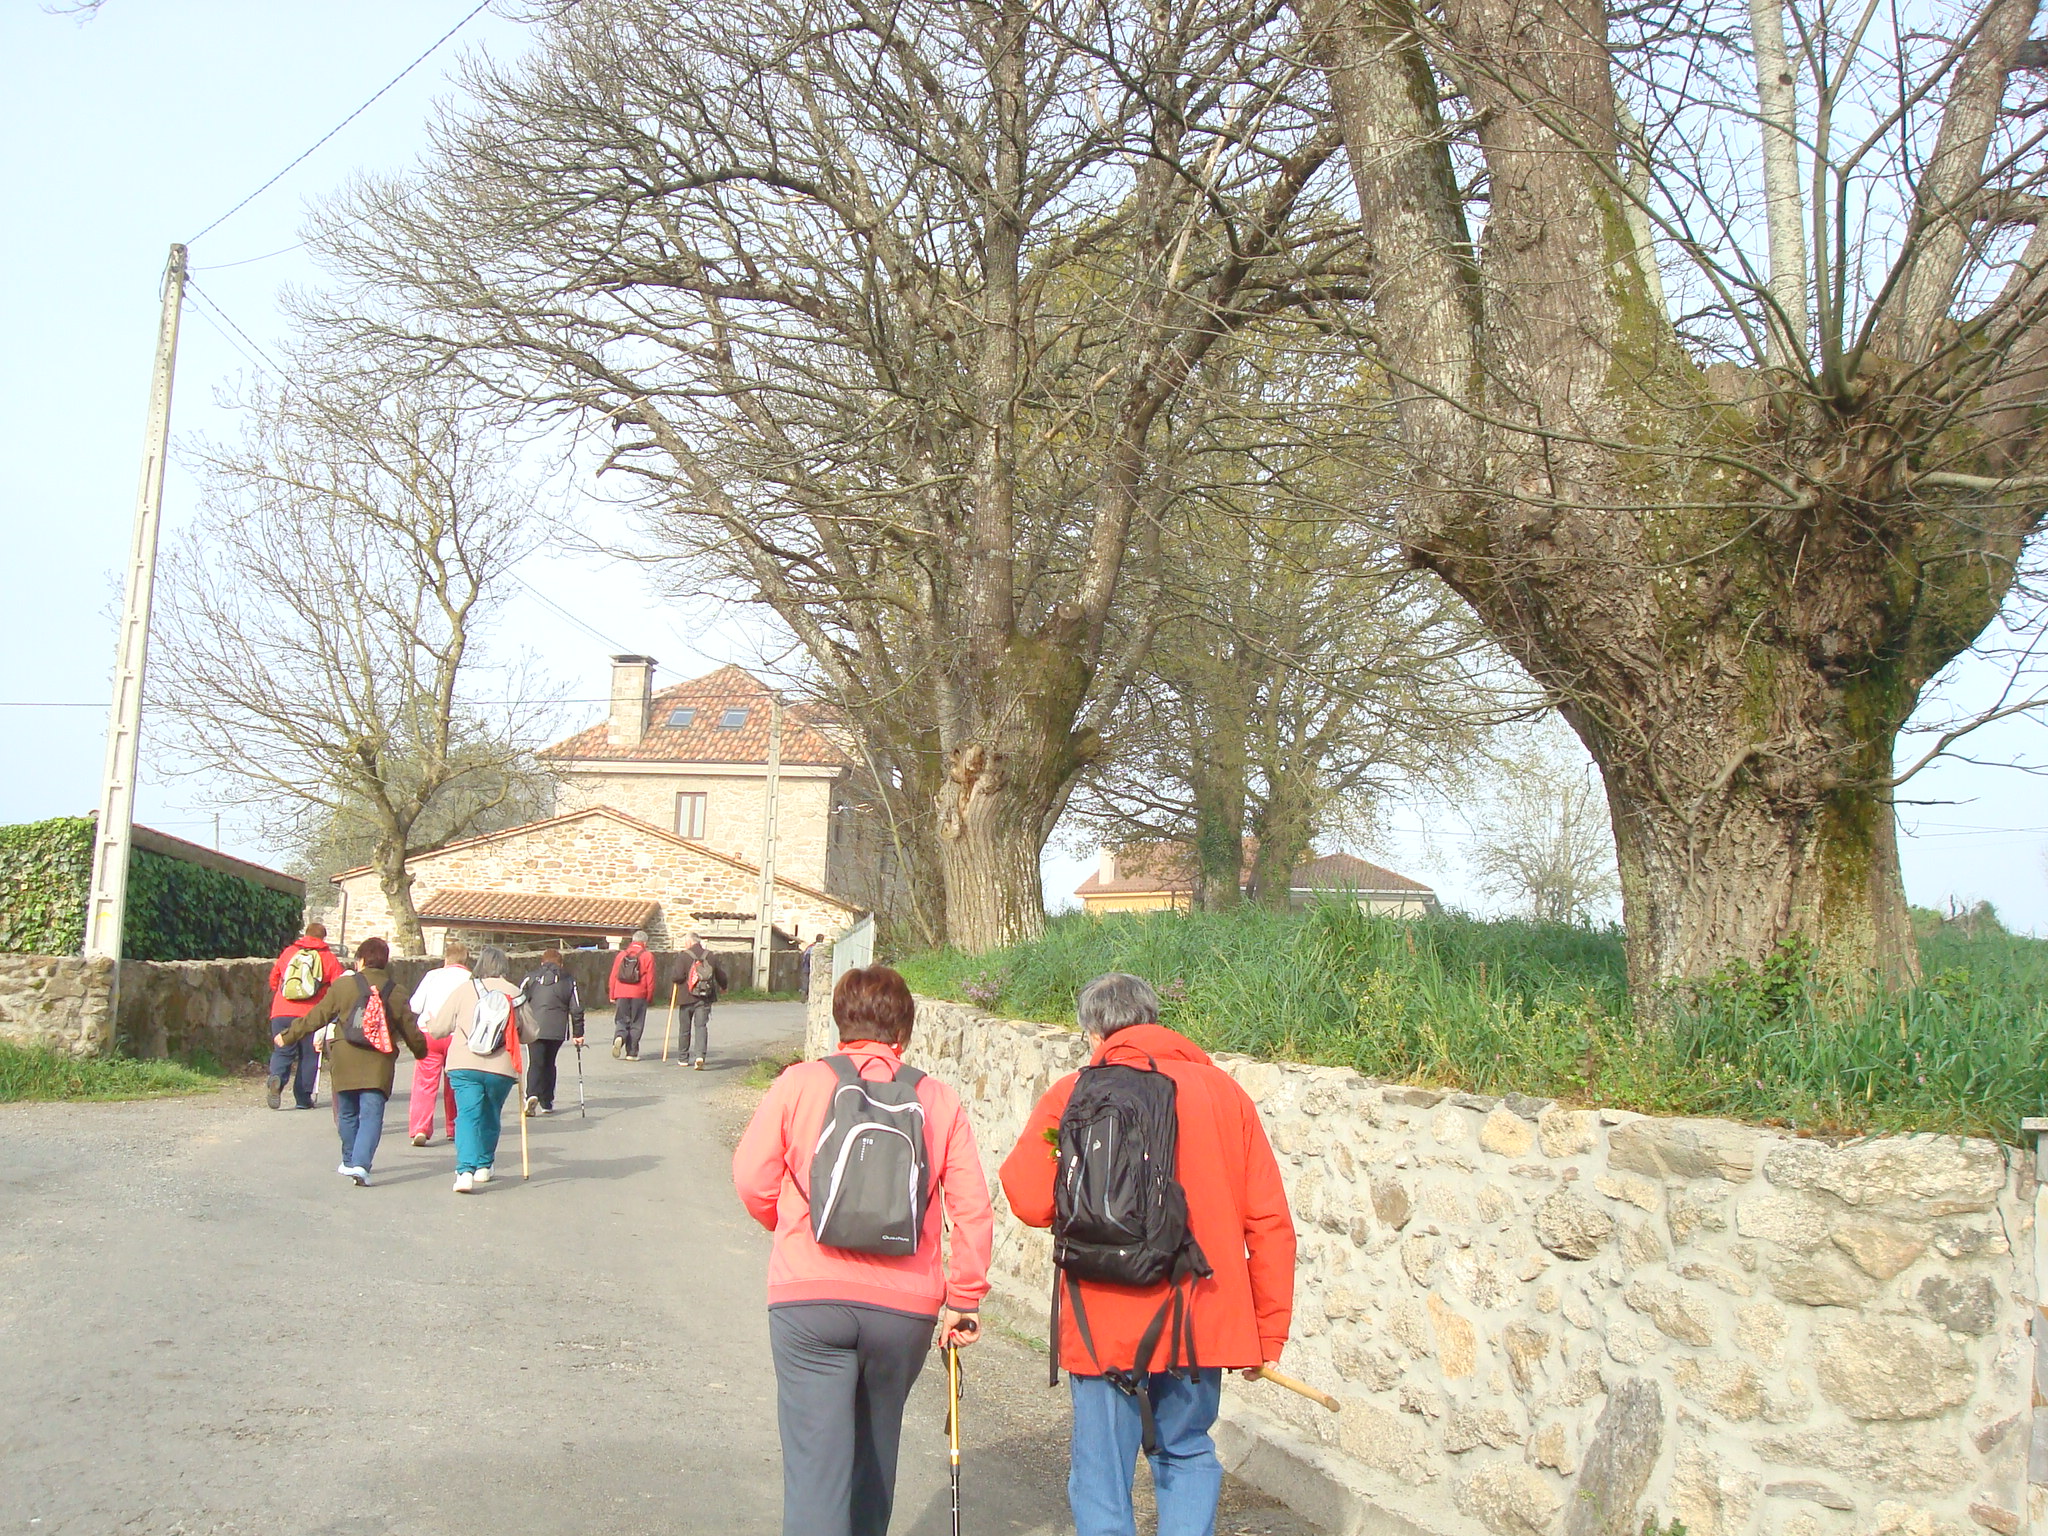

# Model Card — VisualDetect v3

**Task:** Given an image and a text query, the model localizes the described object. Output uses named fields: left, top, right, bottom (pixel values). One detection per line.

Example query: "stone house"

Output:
left=1076, top=845, right=1439, bottom=915
left=329, top=805, right=860, bottom=963
left=545, top=657, right=890, bottom=909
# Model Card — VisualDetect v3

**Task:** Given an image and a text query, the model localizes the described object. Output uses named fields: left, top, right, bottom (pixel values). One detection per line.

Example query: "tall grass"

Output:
left=0, top=1042, right=226, bottom=1103
left=894, top=908, right=2048, bottom=1141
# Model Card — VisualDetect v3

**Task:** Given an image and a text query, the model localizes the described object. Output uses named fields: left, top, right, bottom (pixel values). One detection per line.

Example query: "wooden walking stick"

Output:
left=1249, top=1365, right=1340, bottom=1413
left=661, top=979, right=681, bottom=1062
left=507, top=1022, right=530, bottom=1182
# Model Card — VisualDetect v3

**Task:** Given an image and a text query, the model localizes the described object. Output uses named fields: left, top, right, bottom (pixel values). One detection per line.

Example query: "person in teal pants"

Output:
left=422, top=945, right=536, bottom=1193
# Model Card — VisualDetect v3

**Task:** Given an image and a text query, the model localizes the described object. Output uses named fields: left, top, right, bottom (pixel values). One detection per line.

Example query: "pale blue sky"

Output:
left=3, top=2, right=2042, bottom=928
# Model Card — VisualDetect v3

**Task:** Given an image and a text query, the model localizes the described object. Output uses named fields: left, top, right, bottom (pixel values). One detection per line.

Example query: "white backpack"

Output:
left=466, top=982, right=513, bottom=1055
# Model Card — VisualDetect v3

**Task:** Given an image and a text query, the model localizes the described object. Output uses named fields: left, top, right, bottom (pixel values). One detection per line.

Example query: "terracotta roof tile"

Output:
left=416, top=889, right=659, bottom=932
left=543, top=665, right=851, bottom=767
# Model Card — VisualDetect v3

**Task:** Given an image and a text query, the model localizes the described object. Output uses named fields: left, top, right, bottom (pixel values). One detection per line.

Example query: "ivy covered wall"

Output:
left=0, top=817, right=302, bottom=961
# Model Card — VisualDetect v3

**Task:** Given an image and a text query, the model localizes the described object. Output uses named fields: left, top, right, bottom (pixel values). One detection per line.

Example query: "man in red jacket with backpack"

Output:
left=1000, top=972, right=1295, bottom=1536
left=608, top=929, right=658, bottom=1060
left=264, top=922, right=346, bottom=1110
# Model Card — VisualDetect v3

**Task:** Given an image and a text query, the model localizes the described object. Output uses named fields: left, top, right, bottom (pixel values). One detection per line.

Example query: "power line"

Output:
left=185, top=0, right=494, bottom=246
left=184, top=279, right=286, bottom=377
left=191, top=240, right=307, bottom=272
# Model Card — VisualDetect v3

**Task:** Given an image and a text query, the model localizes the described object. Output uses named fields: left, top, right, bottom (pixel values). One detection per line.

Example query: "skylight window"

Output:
left=667, top=708, right=696, bottom=729
left=718, top=707, right=749, bottom=730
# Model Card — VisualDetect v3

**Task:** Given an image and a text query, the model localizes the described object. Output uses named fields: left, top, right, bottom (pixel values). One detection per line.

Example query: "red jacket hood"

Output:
left=287, top=937, right=333, bottom=953
left=1091, top=1022, right=1210, bottom=1069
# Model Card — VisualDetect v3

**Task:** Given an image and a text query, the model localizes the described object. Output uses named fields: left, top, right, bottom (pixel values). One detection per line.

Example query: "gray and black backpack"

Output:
left=808, top=1055, right=930, bottom=1256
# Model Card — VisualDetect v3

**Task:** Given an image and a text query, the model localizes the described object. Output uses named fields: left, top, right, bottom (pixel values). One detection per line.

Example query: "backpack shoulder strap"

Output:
left=891, top=1061, right=926, bottom=1089
left=824, top=1053, right=862, bottom=1086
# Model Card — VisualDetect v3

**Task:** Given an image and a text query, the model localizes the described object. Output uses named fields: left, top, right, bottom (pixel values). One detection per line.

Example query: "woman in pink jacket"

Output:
left=732, top=965, right=993, bottom=1536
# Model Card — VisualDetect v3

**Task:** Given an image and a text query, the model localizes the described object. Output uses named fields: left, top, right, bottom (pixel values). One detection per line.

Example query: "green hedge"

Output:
left=0, top=816, right=302, bottom=961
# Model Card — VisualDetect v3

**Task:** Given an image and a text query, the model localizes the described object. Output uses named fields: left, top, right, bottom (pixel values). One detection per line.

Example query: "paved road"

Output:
left=0, top=1003, right=1319, bottom=1536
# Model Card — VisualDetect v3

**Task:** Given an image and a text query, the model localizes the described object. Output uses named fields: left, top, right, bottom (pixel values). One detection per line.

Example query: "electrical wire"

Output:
left=191, top=240, right=307, bottom=272
left=184, top=279, right=287, bottom=377
left=185, top=0, right=494, bottom=246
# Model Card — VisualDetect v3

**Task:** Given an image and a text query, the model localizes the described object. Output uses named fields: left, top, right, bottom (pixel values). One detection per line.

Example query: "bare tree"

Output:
left=304, top=0, right=1357, bottom=951
left=1464, top=726, right=1620, bottom=926
left=1071, top=334, right=1505, bottom=907
left=1303, top=0, right=2048, bottom=997
left=153, top=374, right=551, bottom=954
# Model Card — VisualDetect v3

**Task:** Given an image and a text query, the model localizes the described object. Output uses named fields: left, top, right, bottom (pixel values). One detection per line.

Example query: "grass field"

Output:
left=895, top=907, right=2048, bottom=1141
left=0, top=1041, right=227, bottom=1103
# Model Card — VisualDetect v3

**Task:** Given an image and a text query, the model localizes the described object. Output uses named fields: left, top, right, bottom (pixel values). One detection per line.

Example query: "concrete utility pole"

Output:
left=85, top=244, right=188, bottom=981
left=752, top=693, right=784, bottom=991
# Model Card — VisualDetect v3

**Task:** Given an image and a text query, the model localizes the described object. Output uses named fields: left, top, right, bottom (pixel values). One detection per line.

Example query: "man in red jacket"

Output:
left=1000, top=972, right=1295, bottom=1536
left=264, top=922, right=346, bottom=1110
left=607, top=929, right=659, bottom=1061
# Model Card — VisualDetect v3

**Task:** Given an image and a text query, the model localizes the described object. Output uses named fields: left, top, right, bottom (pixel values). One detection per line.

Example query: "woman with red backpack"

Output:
left=273, top=937, right=429, bottom=1187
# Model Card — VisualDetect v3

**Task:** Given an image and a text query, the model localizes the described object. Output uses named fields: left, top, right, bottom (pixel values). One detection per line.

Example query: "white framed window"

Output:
left=718, top=706, right=748, bottom=729
left=675, top=791, right=708, bottom=839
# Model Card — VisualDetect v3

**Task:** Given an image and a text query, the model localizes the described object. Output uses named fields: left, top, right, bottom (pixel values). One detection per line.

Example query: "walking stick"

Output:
left=507, top=1027, right=530, bottom=1182
left=573, top=1032, right=586, bottom=1117
left=661, top=979, right=681, bottom=1062
left=1249, top=1365, right=1341, bottom=1413
left=944, top=1341, right=962, bottom=1536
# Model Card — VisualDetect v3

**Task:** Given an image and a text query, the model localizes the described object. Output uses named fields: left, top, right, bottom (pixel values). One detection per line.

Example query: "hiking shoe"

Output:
left=694, top=1058, right=706, bottom=1070
left=411, top=1132, right=429, bottom=1147
left=536, top=1105, right=552, bottom=1116
left=525, top=1096, right=541, bottom=1117
left=265, top=1075, right=284, bottom=1110
left=345, top=1166, right=371, bottom=1187
left=473, top=1166, right=493, bottom=1185
left=454, top=1171, right=474, bottom=1194
left=611, top=1039, right=624, bottom=1060
left=336, top=1163, right=353, bottom=1179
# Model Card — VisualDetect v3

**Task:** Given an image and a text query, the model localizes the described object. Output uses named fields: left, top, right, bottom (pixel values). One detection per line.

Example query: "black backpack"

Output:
left=616, top=949, right=642, bottom=986
left=1048, top=1057, right=1212, bottom=1436
left=808, top=1055, right=930, bottom=1255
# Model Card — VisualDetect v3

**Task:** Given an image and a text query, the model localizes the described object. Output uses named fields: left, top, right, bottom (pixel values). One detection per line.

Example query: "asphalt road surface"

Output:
left=0, top=1002, right=1320, bottom=1536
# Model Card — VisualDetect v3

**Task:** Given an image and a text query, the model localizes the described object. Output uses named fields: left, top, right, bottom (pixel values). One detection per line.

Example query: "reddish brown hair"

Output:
left=541, top=948, right=563, bottom=963
left=355, top=937, right=390, bottom=969
left=304, top=921, right=327, bottom=938
left=833, top=965, right=915, bottom=1046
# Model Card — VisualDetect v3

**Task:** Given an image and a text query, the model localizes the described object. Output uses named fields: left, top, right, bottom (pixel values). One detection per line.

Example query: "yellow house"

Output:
left=1075, top=847, right=1438, bottom=916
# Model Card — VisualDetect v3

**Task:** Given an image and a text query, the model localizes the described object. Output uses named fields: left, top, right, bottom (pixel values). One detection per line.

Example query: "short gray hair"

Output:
left=473, top=944, right=510, bottom=981
left=1077, top=973, right=1159, bottom=1037
left=631, top=929, right=650, bottom=945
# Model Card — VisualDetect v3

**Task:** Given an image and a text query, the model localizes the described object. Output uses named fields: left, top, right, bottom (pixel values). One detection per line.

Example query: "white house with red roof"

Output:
left=1075, top=845, right=1438, bottom=916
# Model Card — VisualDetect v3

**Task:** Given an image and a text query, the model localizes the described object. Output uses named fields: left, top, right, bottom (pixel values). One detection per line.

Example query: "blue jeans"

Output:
left=335, top=1088, right=387, bottom=1171
left=448, top=1069, right=515, bottom=1173
left=1069, top=1370, right=1224, bottom=1536
left=268, top=1018, right=317, bottom=1107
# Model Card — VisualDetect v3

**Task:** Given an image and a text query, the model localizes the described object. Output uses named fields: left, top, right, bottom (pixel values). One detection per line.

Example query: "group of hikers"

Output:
left=259, top=922, right=732, bottom=1188
left=260, top=922, right=1293, bottom=1536
left=735, top=962, right=1294, bottom=1536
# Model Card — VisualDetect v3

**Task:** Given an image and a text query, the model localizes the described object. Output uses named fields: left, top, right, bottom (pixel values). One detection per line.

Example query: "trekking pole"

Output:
left=945, top=1341, right=962, bottom=1536
left=1249, top=1365, right=1341, bottom=1413
left=661, top=980, right=680, bottom=1062
left=573, top=1033, right=586, bottom=1117
left=509, top=1029, right=530, bottom=1182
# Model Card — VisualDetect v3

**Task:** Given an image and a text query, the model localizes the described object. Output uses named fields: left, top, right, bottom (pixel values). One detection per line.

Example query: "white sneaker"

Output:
left=345, top=1166, right=371, bottom=1187
left=410, top=1132, right=429, bottom=1147
left=454, top=1172, right=474, bottom=1194
left=525, top=1096, right=541, bottom=1117
left=473, top=1166, right=493, bottom=1185
left=693, top=1058, right=706, bottom=1071
left=336, top=1163, right=353, bottom=1179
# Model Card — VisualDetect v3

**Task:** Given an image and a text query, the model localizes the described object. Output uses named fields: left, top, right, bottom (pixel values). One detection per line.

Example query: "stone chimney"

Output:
left=607, top=655, right=657, bottom=747
left=1098, top=848, right=1117, bottom=883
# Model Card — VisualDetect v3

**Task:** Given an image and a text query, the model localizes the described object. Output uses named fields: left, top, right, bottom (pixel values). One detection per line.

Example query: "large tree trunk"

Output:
left=1411, top=503, right=2007, bottom=1002
left=373, top=839, right=426, bottom=957
left=936, top=636, right=1099, bottom=951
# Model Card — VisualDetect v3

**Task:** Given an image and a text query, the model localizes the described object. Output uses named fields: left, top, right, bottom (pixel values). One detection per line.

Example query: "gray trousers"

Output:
left=769, top=1302, right=934, bottom=1536
left=681, top=999, right=712, bottom=1061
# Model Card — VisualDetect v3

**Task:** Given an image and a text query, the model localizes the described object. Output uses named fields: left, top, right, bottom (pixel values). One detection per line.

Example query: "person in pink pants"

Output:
left=406, top=942, right=471, bottom=1144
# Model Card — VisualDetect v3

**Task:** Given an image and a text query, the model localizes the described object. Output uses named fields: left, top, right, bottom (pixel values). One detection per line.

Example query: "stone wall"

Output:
left=805, top=972, right=2035, bottom=1536
left=0, top=954, right=117, bottom=1056
left=2, top=947, right=713, bottom=1065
